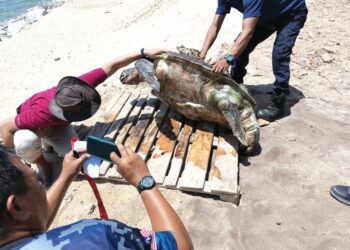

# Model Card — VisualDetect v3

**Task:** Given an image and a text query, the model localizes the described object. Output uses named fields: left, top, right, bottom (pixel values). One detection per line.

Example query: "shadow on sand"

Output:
left=239, top=83, right=305, bottom=165
left=247, top=83, right=305, bottom=120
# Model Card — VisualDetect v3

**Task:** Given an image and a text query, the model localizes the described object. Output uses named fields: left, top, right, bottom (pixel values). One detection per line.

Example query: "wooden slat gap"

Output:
left=114, top=95, right=148, bottom=142
left=104, top=93, right=141, bottom=142
left=124, top=98, right=160, bottom=151
left=166, top=126, right=192, bottom=187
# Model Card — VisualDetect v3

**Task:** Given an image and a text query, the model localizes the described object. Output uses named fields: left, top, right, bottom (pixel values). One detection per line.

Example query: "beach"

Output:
left=1, top=0, right=350, bottom=249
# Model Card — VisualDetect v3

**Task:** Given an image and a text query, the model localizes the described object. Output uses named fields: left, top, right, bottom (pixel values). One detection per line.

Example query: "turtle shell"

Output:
left=155, top=52, right=256, bottom=107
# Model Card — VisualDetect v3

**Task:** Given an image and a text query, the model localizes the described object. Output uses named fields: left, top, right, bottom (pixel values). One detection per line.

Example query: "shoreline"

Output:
left=0, top=0, right=64, bottom=41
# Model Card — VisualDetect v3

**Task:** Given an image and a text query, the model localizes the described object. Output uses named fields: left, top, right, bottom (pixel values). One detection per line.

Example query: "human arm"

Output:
left=102, top=48, right=167, bottom=78
left=0, top=117, right=18, bottom=147
left=199, top=14, right=226, bottom=60
left=46, top=150, right=89, bottom=228
left=229, top=17, right=259, bottom=57
left=211, top=16, right=259, bottom=73
left=110, top=143, right=193, bottom=250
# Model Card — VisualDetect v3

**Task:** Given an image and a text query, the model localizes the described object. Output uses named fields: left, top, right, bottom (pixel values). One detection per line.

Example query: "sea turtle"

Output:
left=120, top=52, right=260, bottom=152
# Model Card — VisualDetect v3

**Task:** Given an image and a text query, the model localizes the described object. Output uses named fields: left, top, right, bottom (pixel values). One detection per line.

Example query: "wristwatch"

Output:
left=140, top=48, right=146, bottom=59
left=224, top=53, right=236, bottom=66
left=137, top=175, right=156, bottom=193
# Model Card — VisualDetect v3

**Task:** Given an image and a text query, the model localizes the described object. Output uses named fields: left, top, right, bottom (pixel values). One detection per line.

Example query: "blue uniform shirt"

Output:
left=2, top=219, right=178, bottom=250
left=216, top=0, right=306, bottom=24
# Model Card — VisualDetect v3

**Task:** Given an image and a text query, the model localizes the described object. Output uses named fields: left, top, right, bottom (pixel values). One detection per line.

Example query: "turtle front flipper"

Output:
left=221, top=104, right=248, bottom=146
left=213, top=91, right=248, bottom=146
left=135, top=59, right=161, bottom=92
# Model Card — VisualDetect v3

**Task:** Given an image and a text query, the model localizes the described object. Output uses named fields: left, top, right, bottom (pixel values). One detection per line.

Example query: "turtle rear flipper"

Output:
left=222, top=104, right=248, bottom=146
left=135, top=59, right=160, bottom=92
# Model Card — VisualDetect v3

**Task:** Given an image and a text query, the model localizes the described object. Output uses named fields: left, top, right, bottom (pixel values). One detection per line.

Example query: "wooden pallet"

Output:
left=75, top=91, right=240, bottom=204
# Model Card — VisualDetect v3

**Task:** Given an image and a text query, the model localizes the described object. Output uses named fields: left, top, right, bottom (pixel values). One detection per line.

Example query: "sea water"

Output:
left=0, top=0, right=63, bottom=39
left=0, top=0, right=54, bottom=23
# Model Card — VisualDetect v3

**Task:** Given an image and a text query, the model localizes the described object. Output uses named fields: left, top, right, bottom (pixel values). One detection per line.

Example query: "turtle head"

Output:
left=120, top=67, right=142, bottom=85
left=177, top=45, right=200, bottom=58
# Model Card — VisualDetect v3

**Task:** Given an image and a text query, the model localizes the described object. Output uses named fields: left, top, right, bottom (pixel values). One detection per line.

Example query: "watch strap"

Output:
left=136, top=183, right=143, bottom=193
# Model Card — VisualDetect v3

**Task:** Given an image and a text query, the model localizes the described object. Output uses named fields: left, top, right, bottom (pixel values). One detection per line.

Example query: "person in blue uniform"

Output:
left=200, top=0, right=308, bottom=121
left=0, top=142, right=193, bottom=250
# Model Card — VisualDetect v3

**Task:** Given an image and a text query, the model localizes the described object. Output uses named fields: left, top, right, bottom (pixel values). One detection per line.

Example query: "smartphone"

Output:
left=87, top=136, right=121, bottom=162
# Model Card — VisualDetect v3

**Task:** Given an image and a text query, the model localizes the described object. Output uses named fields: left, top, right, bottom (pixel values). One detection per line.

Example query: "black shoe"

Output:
left=330, top=185, right=350, bottom=206
left=257, top=91, right=286, bottom=121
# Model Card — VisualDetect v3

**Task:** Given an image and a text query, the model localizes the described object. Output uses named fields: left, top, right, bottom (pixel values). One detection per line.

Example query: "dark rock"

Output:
left=88, top=204, right=96, bottom=215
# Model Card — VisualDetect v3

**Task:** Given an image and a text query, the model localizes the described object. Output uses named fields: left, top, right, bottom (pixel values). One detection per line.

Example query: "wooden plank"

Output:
left=99, top=92, right=140, bottom=176
left=138, top=102, right=169, bottom=160
left=99, top=160, right=112, bottom=177
left=85, top=91, right=131, bottom=139
left=203, top=131, right=220, bottom=193
left=115, top=95, right=148, bottom=143
left=103, top=92, right=140, bottom=141
left=124, top=97, right=159, bottom=151
left=163, top=124, right=192, bottom=188
left=147, top=110, right=182, bottom=184
left=102, top=92, right=132, bottom=123
left=103, top=95, right=147, bottom=177
left=104, top=91, right=124, bottom=115
left=209, top=133, right=239, bottom=195
left=178, top=123, right=214, bottom=190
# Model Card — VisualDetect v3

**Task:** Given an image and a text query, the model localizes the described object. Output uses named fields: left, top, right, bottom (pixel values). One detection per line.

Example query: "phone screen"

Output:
left=87, top=136, right=121, bottom=162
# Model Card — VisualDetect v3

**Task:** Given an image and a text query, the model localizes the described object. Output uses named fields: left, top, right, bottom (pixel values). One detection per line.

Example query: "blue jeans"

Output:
left=232, top=7, right=308, bottom=94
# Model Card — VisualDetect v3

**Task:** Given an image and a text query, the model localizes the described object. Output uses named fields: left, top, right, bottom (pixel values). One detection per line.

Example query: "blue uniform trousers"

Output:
left=232, top=6, right=308, bottom=94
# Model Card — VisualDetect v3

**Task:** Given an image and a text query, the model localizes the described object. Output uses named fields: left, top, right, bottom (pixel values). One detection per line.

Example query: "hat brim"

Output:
left=49, top=76, right=101, bottom=122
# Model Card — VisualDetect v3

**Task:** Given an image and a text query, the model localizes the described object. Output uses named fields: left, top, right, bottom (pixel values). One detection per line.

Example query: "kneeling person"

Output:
left=0, top=49, right=165, bottom=183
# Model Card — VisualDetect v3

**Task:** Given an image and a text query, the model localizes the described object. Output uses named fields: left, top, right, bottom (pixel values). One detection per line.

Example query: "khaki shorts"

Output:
left=13, top=125, right=77, bottom=163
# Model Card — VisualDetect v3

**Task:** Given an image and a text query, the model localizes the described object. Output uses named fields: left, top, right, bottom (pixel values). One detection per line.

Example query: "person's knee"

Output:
left=13, top=130, right=42, bottom=163
left=44, top=125, right=77, bottom=156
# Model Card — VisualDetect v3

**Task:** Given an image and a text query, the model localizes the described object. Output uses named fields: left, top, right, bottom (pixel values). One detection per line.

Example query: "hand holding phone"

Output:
left=87, top=136, right=121, bottom=162
left=110, top=142, right=151, bottom=187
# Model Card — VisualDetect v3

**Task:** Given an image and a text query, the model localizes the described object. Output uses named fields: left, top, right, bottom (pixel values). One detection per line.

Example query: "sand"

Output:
left=1, top=0, right=350, bottom=249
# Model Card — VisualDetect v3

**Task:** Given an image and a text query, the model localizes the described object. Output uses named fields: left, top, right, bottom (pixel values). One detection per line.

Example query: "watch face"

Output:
left=224, top=54, right=234, bottom=62
left=141, top=176, right=155, bottom=188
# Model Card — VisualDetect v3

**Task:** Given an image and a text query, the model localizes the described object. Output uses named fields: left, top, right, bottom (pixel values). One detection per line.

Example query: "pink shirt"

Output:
left=15, top=68, right=107, bottom=129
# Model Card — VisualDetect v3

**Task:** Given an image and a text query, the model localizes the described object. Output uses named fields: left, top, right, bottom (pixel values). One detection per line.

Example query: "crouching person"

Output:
left=0, top=48, right=165, bottom=184
left=0, top=143, right=193, bottom=250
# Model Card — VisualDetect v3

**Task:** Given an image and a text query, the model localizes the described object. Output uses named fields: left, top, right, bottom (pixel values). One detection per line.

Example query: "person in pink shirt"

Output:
left=0, top=48, right=165, bottom=184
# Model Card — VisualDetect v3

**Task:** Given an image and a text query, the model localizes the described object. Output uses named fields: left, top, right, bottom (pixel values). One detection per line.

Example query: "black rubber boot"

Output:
left=257, top=90, right=286, bottom=121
